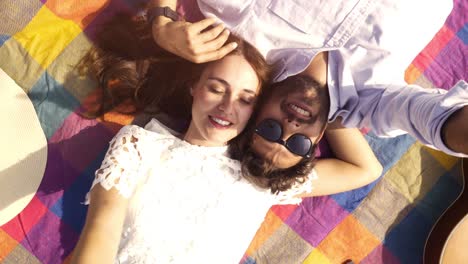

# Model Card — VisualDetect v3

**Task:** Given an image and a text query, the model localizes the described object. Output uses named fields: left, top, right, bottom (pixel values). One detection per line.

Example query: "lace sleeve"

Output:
left=85, top=125, right=145, bottom=204
left=274, top=168, right=319, bottom=205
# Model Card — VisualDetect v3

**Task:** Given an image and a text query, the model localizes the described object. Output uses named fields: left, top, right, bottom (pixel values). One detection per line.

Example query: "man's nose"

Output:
left=281, top=117, right=301, bottom=138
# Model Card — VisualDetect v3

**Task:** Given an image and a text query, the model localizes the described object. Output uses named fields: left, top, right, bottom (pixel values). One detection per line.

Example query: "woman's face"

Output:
left=185, top=54, right=261, bottom=146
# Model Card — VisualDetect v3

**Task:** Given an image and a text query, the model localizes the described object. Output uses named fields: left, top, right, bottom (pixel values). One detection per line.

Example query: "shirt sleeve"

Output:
left=85, top=125, right=145, bottom=204
left=327, top=0, right=468, bottom=157
left=275, top=169, right=319, bottom=205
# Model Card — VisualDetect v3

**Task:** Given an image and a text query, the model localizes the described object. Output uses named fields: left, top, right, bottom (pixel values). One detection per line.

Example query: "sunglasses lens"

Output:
left=256, top=119, right=282, bottom=141
left=286, top=134, right=312, bottom=156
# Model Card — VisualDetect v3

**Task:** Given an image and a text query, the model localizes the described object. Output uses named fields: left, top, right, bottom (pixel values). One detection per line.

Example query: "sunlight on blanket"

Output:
left=13, top=6, right=81, bottom=69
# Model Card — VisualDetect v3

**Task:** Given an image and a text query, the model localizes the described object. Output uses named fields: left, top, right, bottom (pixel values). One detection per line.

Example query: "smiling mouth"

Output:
left=209, top=116, right=232, bottom=129
left=288, top=103, right=311, bottom=117
left=284, top=101, right=313, bottom=121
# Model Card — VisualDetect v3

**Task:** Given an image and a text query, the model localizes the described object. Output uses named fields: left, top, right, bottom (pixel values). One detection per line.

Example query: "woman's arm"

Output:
left=71, top=126, right=144, bottom=263
left=308, top=117, right=383, bottom=196
left=70, top=186, right=129, bottom=264
left=149, top=0, right=237, bottom=63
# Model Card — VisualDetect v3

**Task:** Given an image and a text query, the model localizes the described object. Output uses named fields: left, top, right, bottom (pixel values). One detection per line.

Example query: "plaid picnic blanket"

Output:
left=0, top=0, right=466, bottom=263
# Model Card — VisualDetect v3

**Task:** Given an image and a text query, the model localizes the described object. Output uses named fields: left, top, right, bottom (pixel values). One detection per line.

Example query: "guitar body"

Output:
left=424, top=158, right=467, bottom=264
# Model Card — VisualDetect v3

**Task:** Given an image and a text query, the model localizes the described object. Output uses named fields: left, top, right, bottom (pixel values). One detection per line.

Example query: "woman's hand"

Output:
left=152, top=17, right=238, bottom=63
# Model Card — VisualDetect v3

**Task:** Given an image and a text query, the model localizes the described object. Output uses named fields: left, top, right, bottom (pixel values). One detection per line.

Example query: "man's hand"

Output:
left=152, top=17, right=238, bottom=63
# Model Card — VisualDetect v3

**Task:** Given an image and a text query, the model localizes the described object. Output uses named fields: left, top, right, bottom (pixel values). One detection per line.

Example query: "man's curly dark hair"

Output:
left=230, top=75, right=329, bottom=194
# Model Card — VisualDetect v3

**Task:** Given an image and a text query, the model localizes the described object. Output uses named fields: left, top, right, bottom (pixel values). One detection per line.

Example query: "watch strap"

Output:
left=147, top=6, right=180, bottom=24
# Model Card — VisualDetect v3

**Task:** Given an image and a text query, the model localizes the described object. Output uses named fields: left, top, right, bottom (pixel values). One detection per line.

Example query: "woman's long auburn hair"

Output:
left=78, top=9, right=317, bottom=194
left=78, top=10, right=271, bottom=123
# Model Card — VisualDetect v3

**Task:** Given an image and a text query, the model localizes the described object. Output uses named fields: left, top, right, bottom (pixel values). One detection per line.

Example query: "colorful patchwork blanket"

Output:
left=0, top=0, right=466, bottom=263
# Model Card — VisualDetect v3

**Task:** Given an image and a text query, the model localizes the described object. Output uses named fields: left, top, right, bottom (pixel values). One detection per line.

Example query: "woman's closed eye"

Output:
left=240, top=96, right=256, bottom=105
left=208, top=85, right=225, bottom=94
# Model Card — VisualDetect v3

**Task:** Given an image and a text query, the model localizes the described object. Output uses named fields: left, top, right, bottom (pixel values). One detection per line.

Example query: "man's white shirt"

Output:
left=198, top=0, right=468, bottom=157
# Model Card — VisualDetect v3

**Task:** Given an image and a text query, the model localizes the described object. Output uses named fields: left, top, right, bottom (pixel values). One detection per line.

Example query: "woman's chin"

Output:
left=204, top=128, right=236, bottom=144
left=207, top=136, right=229, bottom=146
left=204, top=133, right=234, bottom=146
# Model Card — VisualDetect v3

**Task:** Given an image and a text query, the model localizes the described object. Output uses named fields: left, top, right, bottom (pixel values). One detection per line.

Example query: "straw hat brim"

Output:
left=0, top=69, right=47, bottom=226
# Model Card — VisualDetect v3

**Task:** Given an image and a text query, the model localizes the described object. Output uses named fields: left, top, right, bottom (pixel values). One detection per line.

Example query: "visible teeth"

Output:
left=290, top=104, right=310, bottom=116
left=211, top=117, right=231, bottom=126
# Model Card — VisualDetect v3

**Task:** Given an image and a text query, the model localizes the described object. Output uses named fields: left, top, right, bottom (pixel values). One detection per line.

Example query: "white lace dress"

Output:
left=85, top=119, right=318, bottom=264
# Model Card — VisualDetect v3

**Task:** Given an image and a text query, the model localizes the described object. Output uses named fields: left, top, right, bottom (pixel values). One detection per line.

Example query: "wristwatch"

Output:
left=147, top=6, right=180, bottom=24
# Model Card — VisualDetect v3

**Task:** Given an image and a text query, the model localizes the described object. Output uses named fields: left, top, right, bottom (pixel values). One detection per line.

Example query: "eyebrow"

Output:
left=208, top=77, right=256, bottom=95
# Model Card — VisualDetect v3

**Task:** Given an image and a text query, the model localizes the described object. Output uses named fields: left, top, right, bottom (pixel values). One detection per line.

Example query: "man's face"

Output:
left=251, top=81, right=327, bottom=168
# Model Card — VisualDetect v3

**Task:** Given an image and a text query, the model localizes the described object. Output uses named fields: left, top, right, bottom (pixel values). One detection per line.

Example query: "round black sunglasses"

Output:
left=254, top=119, right=313, bottom=158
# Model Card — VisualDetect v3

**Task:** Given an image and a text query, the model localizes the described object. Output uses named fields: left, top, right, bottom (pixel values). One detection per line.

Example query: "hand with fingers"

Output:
left=152, top=17, right=238, bottom=63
